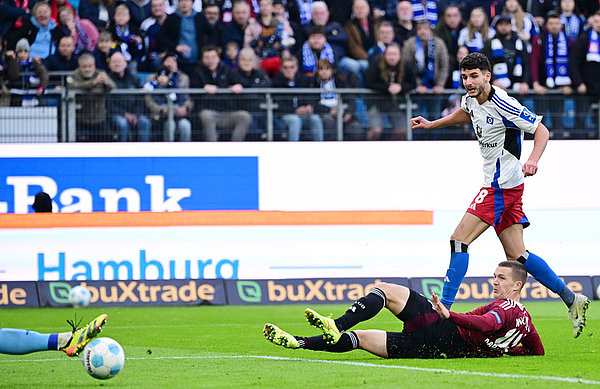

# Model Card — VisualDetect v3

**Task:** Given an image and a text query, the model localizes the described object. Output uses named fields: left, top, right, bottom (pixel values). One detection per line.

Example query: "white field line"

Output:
left=0, top=354, right=598, bottom=385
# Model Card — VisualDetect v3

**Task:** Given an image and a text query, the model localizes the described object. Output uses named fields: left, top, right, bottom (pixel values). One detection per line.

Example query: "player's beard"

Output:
left=469, top=83, right=486, bottom=99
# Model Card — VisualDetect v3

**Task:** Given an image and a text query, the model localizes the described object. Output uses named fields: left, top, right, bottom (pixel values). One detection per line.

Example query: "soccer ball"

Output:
left=69, top=285, right=92, bottom=308
left=81, top=337, right=125, bottom=380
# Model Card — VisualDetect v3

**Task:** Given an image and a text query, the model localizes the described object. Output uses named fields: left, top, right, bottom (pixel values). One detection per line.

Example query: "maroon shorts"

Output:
left=466, top=184, right=530, bottom=235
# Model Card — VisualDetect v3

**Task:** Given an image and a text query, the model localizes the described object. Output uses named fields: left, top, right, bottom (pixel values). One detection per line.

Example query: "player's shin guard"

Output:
left=334, top=288, right=386, bottom=332
left=0, top=329, right=53, bottom=355
left=296, top=332, right=359, bottom=353
left=517, top=251, right=574, bottom=306
left=441, top=240, right=469, bottom=308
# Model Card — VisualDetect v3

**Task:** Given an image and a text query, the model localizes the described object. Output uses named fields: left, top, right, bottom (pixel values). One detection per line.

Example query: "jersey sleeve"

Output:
left=460, top=94, right=470, bottom=113
left=490, top=91, right=542, bottom=134
left=448, top=308, right=506, bottom=332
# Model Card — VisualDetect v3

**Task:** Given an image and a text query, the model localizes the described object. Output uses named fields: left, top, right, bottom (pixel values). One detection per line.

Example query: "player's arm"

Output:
left=446, top=310, right=502, bottom=332
left=522, top=122, right=549, bottom=177
left=506, top=327, right=545, bottom=356
left=410, top=106, right=471, bottom=130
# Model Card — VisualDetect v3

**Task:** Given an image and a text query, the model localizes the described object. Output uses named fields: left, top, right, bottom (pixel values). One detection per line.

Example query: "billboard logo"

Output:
left=421, top=279, right=443, bottom=299
left=49, top=282, right=72, bottom=304
left=237, top=281, right=262, bottom=303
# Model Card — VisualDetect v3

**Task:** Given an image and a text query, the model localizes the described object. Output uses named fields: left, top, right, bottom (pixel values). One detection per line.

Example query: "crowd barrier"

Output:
left=1, top=276, right=598, bottom=308
left=1, top=85, right=599, bottom=142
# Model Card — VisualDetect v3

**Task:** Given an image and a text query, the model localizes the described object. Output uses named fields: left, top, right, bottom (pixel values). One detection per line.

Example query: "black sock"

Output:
left=334, top=287, right=386, bottom=332
left=296, top=332, right=359, bottom=353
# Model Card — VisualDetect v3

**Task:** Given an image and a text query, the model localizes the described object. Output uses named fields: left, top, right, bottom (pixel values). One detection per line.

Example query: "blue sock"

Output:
left=0, top=329, right=55, bottom=355
left=441, top=240, right=469, bottom=308
left=518, top=251, right=574, bottom=306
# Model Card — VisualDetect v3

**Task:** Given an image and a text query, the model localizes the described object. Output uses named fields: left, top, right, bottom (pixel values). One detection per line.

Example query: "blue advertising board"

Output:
left=0, top=157, right=258, bottom=213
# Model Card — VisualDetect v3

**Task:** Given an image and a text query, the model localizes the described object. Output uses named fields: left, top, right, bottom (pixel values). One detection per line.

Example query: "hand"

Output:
left=532, top=82, right=546, bottom=95
left=174, top=106, right=187, bottom=118
left=94, top=72, right=107, bottom=84
left=5, top=50, right=15, bottom=58
left=561, top=86, right=573, bottom=95
left=124, top=112, right=137, bottom=126
left=388, top=83, right=401, bottom=95
left=431, top=291, right=450, bottom=319
left=204, top=84, right=218, bottom=94
left=577, top=83, right=587, bottom=94
left=330, top=107, right=337, bottom=115
left=416, top=85, right=429, bottom=94
left=343, top=113, right=352, bottom=123
left=161, top=106, right=168, bottom=115
left=373, top=8, right=385, bottom=18
left=410, top=116, right=433, bottom=129
left=304, top=105, right=313, bottom=114
left=33, top=56, right=42, bottom=63
left=176, top=44, right=190, bottom=55
left=230, top=84, right=243, bottom=94
left=133, top=35, right=143, bottom=44
left=518, top=83, right=530, bottom=95
left=295, top=106, right=307, bottom=115
left=433, top=85, right=444, bottom=94
left=522, top=160, right=538, bottom=177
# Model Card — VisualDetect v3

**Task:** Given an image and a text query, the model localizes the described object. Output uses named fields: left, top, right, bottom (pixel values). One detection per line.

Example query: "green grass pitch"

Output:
left=0, top=302, right=597, bottom=388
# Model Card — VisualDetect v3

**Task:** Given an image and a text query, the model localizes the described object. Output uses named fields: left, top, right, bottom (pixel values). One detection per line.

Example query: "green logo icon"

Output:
left=237, top=281, right=262, bottom=303
left=421, top=279, right=444, bottom=299
left=49, top=282, right=72, bottom=304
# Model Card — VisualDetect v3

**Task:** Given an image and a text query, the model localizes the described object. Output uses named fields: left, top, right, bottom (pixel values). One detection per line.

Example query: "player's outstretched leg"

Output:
left=304, top=308, right=342, bottom=344
left=441, top=240, right=470, bottom=308
left=263, top=323, right=360, bottom=353
left=568, top=294, right=590, bottom=338
left=60, top=313, right=108, bottom=357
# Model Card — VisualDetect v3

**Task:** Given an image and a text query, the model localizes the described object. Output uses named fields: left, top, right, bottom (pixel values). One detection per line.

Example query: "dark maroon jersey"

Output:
left=448, top=299, right=545, bottom=356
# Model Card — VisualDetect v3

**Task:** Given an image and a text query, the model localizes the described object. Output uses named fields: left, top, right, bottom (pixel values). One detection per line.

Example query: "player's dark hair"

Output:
left=459, top=52, right=491, bottom=73
left=498, top=261, right=527, bottom=289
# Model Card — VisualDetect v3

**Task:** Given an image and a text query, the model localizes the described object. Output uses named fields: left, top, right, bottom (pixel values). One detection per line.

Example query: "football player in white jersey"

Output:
left=410, top=52, right=589, bottom=338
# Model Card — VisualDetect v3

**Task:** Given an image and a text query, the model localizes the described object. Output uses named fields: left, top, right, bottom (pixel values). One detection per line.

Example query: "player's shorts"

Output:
left=466, top=184, right=530, bottom=235
left=385, top=290, right=479, bottom=358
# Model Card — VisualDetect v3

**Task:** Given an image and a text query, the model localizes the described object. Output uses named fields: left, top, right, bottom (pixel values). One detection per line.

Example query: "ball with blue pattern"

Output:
left=68, top=285, right=92, bottom=308
left=81, top=337, right=125, bottom=380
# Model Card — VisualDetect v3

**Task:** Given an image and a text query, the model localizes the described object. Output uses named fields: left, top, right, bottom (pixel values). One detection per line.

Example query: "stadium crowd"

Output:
left=1, top=0, right=599, bottom=141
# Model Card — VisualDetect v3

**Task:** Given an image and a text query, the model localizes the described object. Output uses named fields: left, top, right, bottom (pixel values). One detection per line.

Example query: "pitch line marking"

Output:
left=1, top=354, right=598, bottom=385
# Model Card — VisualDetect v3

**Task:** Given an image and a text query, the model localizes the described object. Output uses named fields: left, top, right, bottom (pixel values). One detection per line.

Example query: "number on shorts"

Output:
left=470, top=189, right=488, bottom=210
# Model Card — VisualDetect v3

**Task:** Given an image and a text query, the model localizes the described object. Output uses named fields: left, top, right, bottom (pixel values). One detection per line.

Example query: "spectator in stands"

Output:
left=302, top=1, right=346, bottom=63
left=298, top=25, right=335, bottom=76
left=53, top=6, right=99, bottom=54
left=434, top=5, right=463, bottom=64
left=5, top=38, right=49, bottom=106
left=190, top=45, right=251, bottom=141
left=123, top=0, right=151, bottom=31
left=0, top=0, right=31, bottom=38
left=412, top=0, right=438, bottom=28
left=457, top=7, right=493, bottom=53
left=159, top=51, right=190, bottom=88
left=365, top=42, right=415, bottom=140
left=67, top=52, right=115, bottom=141
left=341, top=0, right=377, bottom=86
left=531, top=12, right=572, bottom=137
left=109, top=4, right=145, bottom=72
left=78, top=0, right=117, bottom=30
left=166, top=0, right=204, bottom=15
left=6, top=2, right=56, bottom=61
left=272, top=55, right=324, bottom=141
left=107, top=51, right=152, bottom=141
left=93, top=29, right=118, bottom=71
left=368, top=20, right=397, bottom=63
left=286, top=0, right=314, bottom=26
left=370, top=0, right=400, bottom=22
left=568, top=10, right=600, bottom=135
left=232, top=47, right=286, bottom=140
left=492, top=0, right=540, bottom=50
left=139, top=0, right=168, bottom=71
left=144, top=65, right=192, bottom=141
left=203, top=2, right=223, bottom=48
left=448, top=45, right=469, bottom=89
left=222, top=1, right=252, bottom=50
left=482, top=14, right=530, bottom=95
left=558, top=0, right=586, bottom=45
left=156, top=0, right=214, bottom=75
left=462, top=1, right=503, bottom=24
left=49, top=0, right=75, bottom=25
left=392, top=0, right=415, bottom=47
left=223, top=41, right=240, bottom=68
left=44, top=35, right=78, bottom=71
left=402, top=19, right=449, bottom=119
left=244, top=0, right=295, bottom=77
left=311, top=59, right=362, bottom=140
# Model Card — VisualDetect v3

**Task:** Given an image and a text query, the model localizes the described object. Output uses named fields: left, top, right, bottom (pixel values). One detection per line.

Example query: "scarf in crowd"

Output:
left=451, top=69, right=462, bottom=89
left=415, top=35, right=435, bottom=88
left=412, top=0, right=437, bottom=28
left=298, top=0, right=313, bottom=25
left=17, top=59, right=39, bottom=106
left=116, top=24, right=142, bottom=62
left=301, top=41, right=334, bottom=75
left=490, top=38, right=522, bottom=88
left=146, top=76, right=185, bottom=107
left=464, top=30, right=486, bottom=53
left=586, top=29, right=600, bottom=63
left=73, top=18, right=92, bottom=53
left=545, top=30, right=570, bottom=88
left=560, top=13, right=583, bottom=43
left=319, top=78, right=337, bottom=108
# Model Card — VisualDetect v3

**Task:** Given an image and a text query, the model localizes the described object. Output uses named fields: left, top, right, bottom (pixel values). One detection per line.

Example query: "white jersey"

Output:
left=461, top=86, right=542, bottom=189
